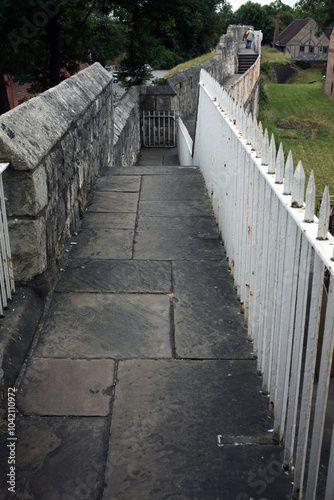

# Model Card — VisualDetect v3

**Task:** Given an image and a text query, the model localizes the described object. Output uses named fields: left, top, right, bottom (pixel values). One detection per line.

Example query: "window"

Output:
left=323, top=47, right=328, bottom=54
left=300, top=46, right=305, bottom=53
left=309, top=46, right=314, bottom=53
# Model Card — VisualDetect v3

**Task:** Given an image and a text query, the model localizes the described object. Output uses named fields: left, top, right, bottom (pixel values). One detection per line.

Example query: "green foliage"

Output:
left=261, top=46, right=292, bottom=65
left=261, top=60, right=272, bottom=76
left=294, top=60, right=311, bottom=69
left=295, top=0, right=334, bottom=32
left=233, top=0, right=298, bottom=45
left=0, top=0, right=121, bottom=94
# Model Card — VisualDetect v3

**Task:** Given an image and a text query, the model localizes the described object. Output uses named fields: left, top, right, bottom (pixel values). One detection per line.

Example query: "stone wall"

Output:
left=0, top=63, right=113, bottom=283
left=113, top=86, right=141, bottom=166
left=167, top=37, right=238, bottom=122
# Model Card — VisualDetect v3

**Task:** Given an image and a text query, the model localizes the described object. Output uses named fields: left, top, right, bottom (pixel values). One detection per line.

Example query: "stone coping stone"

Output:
left=0, top=63, right=112, bottom=171
left=34, top=293, right=172, bottom=359
left=56, top=260, right=172, bottom=294
left=0, top=416, right=108, bottom=499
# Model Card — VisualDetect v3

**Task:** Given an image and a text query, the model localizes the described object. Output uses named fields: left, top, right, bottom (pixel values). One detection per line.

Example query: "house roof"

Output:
left=275, top=18, right=310, bottom=46
left=275, top=18, right=332, bottom=47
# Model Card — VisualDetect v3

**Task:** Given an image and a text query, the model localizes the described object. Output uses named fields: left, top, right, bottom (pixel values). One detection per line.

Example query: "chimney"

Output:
left=273, top=12, right=280, bottom=46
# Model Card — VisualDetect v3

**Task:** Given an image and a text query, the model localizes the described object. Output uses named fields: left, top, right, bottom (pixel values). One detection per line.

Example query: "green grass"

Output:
left=162, top=49, right=216, bottom=79
left=259, top=70, right=334, bottom=196
left=286, top=67, right=324, bottom=84
left=261, top=46, right=292, bottom=66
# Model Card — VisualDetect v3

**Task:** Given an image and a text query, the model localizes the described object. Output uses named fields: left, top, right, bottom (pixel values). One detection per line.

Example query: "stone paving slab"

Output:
left=69, top=227, right=134, bottom=259
left=134, top=216, right=224, bottom=261
left=0, top=416, right=108, bottom=500
left=56, top=260, right=172, bottom=293
left=88, top=191, right=138, bottom=212
left=17, top=359, right=115, bottom=416
left=173, top=261, right=252, bottom=359
left=105, top=166, right=199, bottom=176
left=139, top=200, right=213, bottom=217
left=35, top=294, right=172, bottom=359
left=96, top=175, right=141, bottom=192
left=140, top=174, right=208, bottom=201
left=103, top=359, right=293, bottom=500
left=136, top=147, right=180, bottom=166
left=81, top=212, right=136, bottom=229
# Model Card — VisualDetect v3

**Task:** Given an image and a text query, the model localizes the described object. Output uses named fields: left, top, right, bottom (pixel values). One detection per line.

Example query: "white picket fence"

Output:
left=0, top=163, right=14, bottom=316
left=189, top=69, right=334, bottom=500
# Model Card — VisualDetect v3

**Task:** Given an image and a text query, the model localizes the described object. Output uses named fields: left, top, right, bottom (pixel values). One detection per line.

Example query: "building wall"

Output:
left=0, top=63, right=113, bottom=283
left=323, top=27, right=334, bottom=99
left=284, top=19, right=329, bottom=59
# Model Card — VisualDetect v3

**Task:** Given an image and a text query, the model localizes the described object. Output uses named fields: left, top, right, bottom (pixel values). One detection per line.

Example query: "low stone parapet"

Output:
left=0, top=63, right=113, bottom=282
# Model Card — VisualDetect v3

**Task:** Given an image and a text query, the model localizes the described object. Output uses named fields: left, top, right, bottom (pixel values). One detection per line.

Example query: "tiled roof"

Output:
left=275, top=18, right=310, bottom=46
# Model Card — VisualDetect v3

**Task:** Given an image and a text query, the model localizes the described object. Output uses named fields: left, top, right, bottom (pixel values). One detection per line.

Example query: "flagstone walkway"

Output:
left=0, top=149, right=294, bottom=500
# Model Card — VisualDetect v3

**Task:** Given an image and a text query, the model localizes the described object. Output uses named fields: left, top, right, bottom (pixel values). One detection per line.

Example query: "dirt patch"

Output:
left=276, top=117, right=319, bottom=131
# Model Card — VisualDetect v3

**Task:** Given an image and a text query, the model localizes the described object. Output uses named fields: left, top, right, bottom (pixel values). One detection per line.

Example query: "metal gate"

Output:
left=142, top=111, right=176, bottom=147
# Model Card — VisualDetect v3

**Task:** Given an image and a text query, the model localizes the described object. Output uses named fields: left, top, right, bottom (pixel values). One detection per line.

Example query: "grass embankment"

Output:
left=162, top=49, right=216, bottom=79
left=259, top=53, right=334, bottom=196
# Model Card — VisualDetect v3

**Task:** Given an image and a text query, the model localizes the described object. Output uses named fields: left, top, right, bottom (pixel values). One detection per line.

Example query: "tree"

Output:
left=0, top=0, right=121, bottom=114
left=234, top=0, right=298, bottom=45
left=113, top=0, right=224, bottom=86
left=295, top=0, right=334, bottom=30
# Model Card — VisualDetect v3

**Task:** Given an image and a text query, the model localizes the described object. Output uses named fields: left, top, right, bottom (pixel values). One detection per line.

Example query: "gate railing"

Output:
left=0, top=162, right=15, bottom=316
left=142, top=110, right=176, bottom=147
left=193, top=69, right=334, bottom=500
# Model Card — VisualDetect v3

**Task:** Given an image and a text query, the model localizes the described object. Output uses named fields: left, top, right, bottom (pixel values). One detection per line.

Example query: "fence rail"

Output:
left=192, top=69, right=334, bottom=500
left=0, top=162, right=15, bottom=316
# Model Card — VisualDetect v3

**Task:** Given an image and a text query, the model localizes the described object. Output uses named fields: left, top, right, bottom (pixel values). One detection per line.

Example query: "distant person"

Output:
left=246, top=29, right=255, bottom=49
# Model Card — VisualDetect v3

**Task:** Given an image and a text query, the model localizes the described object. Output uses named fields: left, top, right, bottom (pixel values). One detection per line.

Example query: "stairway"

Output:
left=237, top=52, right=258, bottom=74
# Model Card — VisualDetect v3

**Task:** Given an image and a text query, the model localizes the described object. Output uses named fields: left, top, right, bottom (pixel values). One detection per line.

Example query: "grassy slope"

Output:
left=259, top=66, right=334, bottom=196
left=162, top=50, right=216, bottom=79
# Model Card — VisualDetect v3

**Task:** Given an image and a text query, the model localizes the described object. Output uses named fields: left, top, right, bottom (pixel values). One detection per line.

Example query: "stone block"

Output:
left=3, top=165, right=48, bottom=217
left=8, top=218, right=47, bottom=280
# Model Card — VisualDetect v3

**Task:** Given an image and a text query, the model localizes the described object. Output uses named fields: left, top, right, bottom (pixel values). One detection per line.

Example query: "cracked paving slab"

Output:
left=34, top=293, right=172, bottom=359
left=56, top=260, right=172, bottom=294
left=0, top=416, right=108, bottom=500
left=102, top=359, right=293, bottom=500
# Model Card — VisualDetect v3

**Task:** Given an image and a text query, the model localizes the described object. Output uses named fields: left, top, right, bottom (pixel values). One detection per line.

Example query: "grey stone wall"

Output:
left=113, top=87, right=141, bottom=166
left=0, top=63, right=113, bottom=283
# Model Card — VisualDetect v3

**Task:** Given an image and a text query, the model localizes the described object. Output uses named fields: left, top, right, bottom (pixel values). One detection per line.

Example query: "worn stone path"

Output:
left=0, top=150, right=293, bottom=499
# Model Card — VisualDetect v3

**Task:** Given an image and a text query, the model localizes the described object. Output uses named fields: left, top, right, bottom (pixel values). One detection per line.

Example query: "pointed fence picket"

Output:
left=188, top=69, right=334, bottom=500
